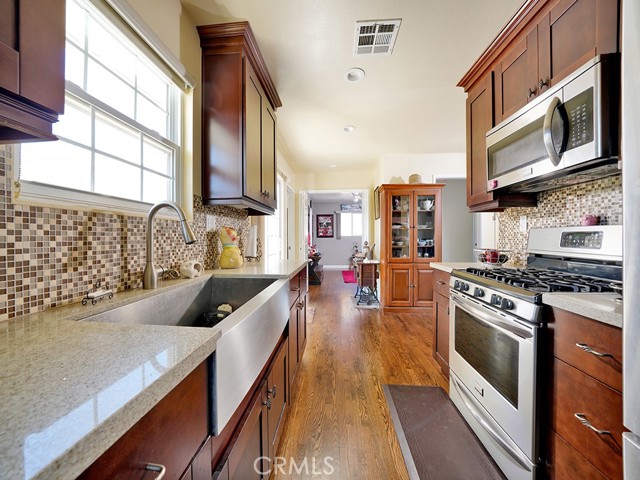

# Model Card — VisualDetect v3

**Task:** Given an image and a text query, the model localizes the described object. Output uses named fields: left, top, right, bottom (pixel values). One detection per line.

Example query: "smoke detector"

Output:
left=353, top=19, right=402, bottom=55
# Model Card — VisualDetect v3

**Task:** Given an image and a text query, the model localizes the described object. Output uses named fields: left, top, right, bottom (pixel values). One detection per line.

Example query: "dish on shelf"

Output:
left=417, top=224, right=433, bottom=229
left=474, top=248, right=511, bottom=266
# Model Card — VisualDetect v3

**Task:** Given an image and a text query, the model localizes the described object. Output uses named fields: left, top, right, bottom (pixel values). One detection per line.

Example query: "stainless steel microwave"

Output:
left=486, top=55, right=620, bottom=193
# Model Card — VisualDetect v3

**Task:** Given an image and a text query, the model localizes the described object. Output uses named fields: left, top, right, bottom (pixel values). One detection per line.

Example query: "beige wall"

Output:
left=378, top=153, right=466, bottom=185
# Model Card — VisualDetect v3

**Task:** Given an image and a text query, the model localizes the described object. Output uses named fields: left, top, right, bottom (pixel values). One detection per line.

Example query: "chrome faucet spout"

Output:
left=143, top=201, right=197, bottom=289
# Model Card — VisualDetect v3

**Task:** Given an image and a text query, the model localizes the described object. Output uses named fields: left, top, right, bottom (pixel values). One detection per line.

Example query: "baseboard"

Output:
left=323, top=264, right=350, bottom=270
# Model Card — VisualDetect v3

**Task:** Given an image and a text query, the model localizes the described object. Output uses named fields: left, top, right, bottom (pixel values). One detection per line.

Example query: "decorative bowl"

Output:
left=474, top=248, right=511, bottom=266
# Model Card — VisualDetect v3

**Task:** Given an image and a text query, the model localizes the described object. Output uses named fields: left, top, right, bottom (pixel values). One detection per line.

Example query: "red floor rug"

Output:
left=342, top=270, right=356, bottom=283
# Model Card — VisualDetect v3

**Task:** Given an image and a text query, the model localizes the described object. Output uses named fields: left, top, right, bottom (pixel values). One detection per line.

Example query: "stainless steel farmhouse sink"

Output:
left=82, top=274, right=290, bottom=435
left=82, top=276, right=278, bottom=328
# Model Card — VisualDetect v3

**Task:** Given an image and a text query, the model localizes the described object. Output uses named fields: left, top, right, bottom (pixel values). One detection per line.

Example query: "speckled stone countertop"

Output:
left=430, top=262, right=485, bottom=273
left=542, top=292, right=623, bottom=328
left=0, top=257, right=307, bottom=480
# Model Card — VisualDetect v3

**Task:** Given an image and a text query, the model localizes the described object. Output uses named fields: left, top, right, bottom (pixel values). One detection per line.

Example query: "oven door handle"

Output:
left=451, top=293, right=534, bottom=339
left=451, top=375, right=533, bottom=472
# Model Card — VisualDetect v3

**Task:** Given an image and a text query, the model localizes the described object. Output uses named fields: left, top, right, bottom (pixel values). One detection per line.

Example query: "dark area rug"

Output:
left=384, top=385, right=505, bottom=480
left=342, top=270, right=356, bottom=283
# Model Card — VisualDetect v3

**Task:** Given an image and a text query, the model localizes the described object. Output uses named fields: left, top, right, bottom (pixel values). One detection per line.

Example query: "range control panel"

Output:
left=560, top=230, right=604, bottom=249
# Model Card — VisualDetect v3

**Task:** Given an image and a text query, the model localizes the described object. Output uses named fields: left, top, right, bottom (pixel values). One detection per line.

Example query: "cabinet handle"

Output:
left=145, top=463, right=166, bottom=480
left=575, top=343, right=614, bottom=358
left=262, top=397, right=272, bottom=409
left=437, top=280, right=446, bottom=285
left=528, top=87, right=536, bottom=98
left=268, top=385, right=277, bottom=398
left=574, top=413, right=611, bottom=436
left=447, top=306, right=450, bottom=315
left=291, top=287, right=300, bottom=292
left=538, top=78, right=549, bottom=89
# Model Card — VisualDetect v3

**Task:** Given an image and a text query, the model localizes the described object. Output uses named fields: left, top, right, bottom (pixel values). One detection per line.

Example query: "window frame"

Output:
left=13, top=0, right=188, bottom=216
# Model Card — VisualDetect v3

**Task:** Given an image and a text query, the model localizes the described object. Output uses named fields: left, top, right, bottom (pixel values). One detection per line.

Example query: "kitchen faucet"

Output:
left=143, top=201, right=197, bottom=289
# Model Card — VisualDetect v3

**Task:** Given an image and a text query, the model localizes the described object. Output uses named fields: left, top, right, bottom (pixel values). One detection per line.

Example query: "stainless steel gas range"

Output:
left=448, top=225, right=622, bottom=480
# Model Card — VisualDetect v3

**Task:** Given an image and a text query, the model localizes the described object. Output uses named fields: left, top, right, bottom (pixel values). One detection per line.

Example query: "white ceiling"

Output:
left=183, top=0, right=524, bottom=174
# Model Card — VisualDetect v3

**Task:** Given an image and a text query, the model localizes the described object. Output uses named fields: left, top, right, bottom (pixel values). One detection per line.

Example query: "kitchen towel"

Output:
left=246, top=224, right=258, bottom=257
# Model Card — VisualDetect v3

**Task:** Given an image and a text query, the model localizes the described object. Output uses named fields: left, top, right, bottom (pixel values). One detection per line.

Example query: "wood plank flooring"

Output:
left=274, top=270, right=449, bottom=479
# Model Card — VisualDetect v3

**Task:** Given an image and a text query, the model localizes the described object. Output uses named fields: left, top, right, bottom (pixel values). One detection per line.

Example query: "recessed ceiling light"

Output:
left=330, top=164, right=337, bottom=168
left=346, top=67, right=365, bottom=82
left=342, top=125, right=355, bottom=133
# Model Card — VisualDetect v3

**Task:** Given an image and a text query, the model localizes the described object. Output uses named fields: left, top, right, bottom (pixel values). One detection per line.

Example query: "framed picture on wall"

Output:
left=374, top=187, right=380, bottom=220
left=316, top=214, right=334, bottom=238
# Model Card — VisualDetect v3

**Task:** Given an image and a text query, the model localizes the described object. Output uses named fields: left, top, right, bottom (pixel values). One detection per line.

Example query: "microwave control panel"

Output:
left=565, top=87, right=594, bottom=151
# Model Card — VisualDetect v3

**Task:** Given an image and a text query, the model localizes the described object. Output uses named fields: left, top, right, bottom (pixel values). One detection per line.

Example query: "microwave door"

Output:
left=543, top=96, right=569, bottom=166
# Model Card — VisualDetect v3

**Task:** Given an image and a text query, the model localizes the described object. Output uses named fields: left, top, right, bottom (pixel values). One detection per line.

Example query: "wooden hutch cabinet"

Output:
left=379, top=184, right=443, bottom=313
left=198, top=22, right=281, bottom=215
left=458, top=0, right=619, bottom=212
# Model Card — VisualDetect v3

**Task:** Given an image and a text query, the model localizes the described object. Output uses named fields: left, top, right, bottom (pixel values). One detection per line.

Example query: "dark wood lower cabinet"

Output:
left=544, top=428, right=607, bottom=480
left=78, top=363, right=209, bottom=480
left=433, top=291, right=450, bottom=378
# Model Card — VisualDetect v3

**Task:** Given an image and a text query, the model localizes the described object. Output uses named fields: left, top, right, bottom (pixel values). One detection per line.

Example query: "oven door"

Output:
left=449, top=290, right=538, bottom=479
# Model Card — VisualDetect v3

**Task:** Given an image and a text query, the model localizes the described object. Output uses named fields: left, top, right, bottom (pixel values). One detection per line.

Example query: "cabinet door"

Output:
left=494, top=26, right=539, bottom=123
left=78, top=363, right=209, bottom=480
left=261, top=101, right=277, bottom=208
left=387, top=192, right=412, bottom=262
left=413, top=266, right=434, bottom=307
left=267, top=341, right=288, bottom=461
left=192, top=436, right=213, bottom=480
left=229, top=382, right=269, bottom=480
left=245, top=63, right=263, bottom=205
left=297, top=294, right=307, bottom=361
left=288, top=302, right=298, bottom=393
left=414, top=192, right=437, bottom=262
left=0, top=0, right=19, bottom=94
left=543, top=428, right=607, bottom=480
left=538, top=0, right=619, bottom=88
left=386, top=264, right=412, bottom=307
left=466, top=74, right=495, bottom=207
left=433, top=292, right=450, bottom=377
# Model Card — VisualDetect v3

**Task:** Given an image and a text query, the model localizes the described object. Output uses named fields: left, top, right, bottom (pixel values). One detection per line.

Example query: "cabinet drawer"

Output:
left=433, top=269, right=451, bottom=298
left=544, top=428, right=607, bottom=480
left=550, top=308, right=622, bottom=391
left=299, top=266, right=309, bottom=296
left=550, top=358, right=623, bottom=479
left=289, top=276, right=300, bottom=307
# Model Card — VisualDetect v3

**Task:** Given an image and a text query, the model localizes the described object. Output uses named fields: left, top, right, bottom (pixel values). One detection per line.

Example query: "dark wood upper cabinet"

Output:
left=459, top=0, right=619, bottom=212
left=198, top=22, right=281, bottom=216
left=0, top=0, right=65, bottom=143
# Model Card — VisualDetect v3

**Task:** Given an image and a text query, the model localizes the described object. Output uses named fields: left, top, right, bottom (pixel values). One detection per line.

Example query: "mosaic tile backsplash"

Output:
left=0, top=146, right=250, bottom=321
left=497, top=175, right=622, bottom=266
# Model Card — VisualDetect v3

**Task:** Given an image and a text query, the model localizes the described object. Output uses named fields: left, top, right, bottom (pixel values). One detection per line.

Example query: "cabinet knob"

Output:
left=268, top=385, right=277, bottom=398
left=574, top=413, right=611, bottom=436
left=538, top=78, right=549, bottom=90
left=262, top=397, right=272, bottom=409
left=145, top=463, right=166, bottom=480
left=297, top=301, right=304, bottom=309
left=528, top=87, right=537, bottom=98
left=437, top=280, right=446, bottom=285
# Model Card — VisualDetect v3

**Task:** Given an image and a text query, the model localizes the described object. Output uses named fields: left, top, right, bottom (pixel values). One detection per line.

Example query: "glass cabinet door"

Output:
left=390, top=194, right=411, bottom=259
left=415, top=193, right=436, bottom=260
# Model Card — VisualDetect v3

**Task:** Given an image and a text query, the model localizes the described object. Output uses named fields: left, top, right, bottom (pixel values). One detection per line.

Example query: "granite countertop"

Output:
left=430, top=262, right=486, bottom=273
left=542, top=292, right=623, bottom=328
left=0, top=257, right=307, bottom=479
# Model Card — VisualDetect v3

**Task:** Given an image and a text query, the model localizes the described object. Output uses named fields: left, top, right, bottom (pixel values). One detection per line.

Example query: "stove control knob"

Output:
left=454, top=280, right=461, bottom=290
left=473, top=287, right=484, bottom=298
left=491, top=294, right=501, bottom=306
left=461, top=282, right=469, bottom=292
left=500, top=298, right=514, bottom=310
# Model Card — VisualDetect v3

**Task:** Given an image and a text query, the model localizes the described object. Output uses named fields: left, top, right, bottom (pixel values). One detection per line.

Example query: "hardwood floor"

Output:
left=274, top=270, right=449, bottom=479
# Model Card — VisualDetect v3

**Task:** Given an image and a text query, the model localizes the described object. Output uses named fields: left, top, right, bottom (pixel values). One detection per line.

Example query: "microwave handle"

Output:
left=543, top=96, right=563, bottom=166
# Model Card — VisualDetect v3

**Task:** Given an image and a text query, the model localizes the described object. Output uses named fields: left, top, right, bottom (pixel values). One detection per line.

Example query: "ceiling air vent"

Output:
left=353, top=19, right=402, bottom=55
